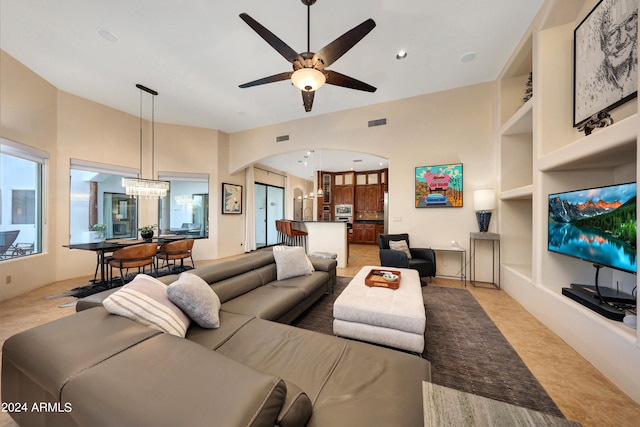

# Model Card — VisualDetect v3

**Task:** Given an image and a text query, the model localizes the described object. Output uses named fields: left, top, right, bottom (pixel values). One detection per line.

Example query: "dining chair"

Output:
left=156, top=239, right=194, bottom=273
left=107, top=243, right=158, bottom=287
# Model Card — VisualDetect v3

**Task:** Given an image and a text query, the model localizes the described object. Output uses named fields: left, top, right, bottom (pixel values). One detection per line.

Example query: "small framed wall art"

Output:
left=415, top=163, right=463, bottom=208
left=222, top=183, right=243, bottom=214
left=573, top=0, right=637, bottom=127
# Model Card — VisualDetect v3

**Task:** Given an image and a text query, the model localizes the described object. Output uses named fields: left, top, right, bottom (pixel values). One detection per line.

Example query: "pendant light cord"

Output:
left=151, top=92, right=155, bottom=180
left=135, top=84, right=158, bottom=180
left=139, top=90, right=143, bottom=177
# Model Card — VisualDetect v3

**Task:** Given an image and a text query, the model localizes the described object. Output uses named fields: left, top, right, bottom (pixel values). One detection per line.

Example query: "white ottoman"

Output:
left=333, top=266, right=426, bottom=353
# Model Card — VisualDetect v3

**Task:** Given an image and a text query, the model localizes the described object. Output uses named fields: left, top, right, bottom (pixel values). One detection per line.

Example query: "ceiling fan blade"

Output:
left=324, top=70, right=376, bottom=92
left=239, top=13, right=301, bottom=63
left=239, top=72, right=292, bottom=88
left=317, top=18, right=376, bottom=67
left=302, top=90, right=315, bottom=112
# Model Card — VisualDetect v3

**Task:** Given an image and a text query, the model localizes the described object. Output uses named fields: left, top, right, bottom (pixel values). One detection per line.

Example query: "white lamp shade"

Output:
left=473, top=189, right=496, bottom=211
left=291, top=68, right=326, bottom=91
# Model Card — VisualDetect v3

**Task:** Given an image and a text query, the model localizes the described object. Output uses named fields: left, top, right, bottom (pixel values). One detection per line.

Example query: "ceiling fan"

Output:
left=239, top=0, right=377, bottom=112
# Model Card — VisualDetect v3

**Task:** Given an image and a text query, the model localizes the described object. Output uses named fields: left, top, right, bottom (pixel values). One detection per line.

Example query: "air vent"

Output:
left=276, top=135, right=290, bottom=142
left=368, top=118, right=387, bottom=127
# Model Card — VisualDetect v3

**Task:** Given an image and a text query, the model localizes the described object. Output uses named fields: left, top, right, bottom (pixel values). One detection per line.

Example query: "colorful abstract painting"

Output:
left=415, top=163, right=463, bottom=208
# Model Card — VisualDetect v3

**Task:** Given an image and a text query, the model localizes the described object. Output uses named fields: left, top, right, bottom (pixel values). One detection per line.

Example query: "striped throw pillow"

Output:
left=103, top=274, right=190, bottom=337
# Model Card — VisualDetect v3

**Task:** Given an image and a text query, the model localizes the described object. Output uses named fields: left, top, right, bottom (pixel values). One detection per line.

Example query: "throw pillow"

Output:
left=273, top=246, right=313, bottom=280
left=103, top=274, right=190, bottom=337
left=167, top=272, right=221, bottom=329
left=273, top=245, right=315, bottom=272
left=389, top=240, right=412, bottom=259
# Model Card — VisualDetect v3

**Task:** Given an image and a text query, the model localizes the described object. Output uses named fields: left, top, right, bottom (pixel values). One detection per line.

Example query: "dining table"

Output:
left=64, top=235, right=186, bottom=287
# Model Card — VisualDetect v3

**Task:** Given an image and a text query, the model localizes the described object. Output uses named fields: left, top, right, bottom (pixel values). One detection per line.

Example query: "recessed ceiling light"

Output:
left=97, top=28, right=119, bottom=42
left=459, top=51, right=477, bottom=63
left=396, top=49, right=408, bottom=60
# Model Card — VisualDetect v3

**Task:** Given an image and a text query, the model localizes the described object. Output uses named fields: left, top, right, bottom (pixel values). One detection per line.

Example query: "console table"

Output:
left=431, top=246, right=466, bottom=286
left=469, top=232, right=500, bottom=289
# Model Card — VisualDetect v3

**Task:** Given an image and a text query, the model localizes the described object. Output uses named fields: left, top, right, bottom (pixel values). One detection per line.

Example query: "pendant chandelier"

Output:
left=123, top=84, right=169, bottom=199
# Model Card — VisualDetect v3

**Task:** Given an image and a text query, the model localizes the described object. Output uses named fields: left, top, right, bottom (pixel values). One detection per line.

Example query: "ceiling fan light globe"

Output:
left=291, top=68, right=326, bottom=92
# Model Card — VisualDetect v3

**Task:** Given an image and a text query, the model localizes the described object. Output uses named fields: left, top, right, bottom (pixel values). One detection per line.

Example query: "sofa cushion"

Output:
left=277, top=380, right=313, bottom=427
left=186, top=311, right=256, bottom=350
left=167, top=272, right=221, bottom=328
left=271, top=271, right=329, bottom=297
left=62, top=333, right=287, bottom=427
left=103, top=274, right=190, bottom=337
left=273, top=246, right=313, bottom=280
left=216, top=318, right=349, bottom=404
left=221, top=285, right=306, bottom=321
left=209, top=271, right=265, bottom=303
left=1, top=307, right=160, bottom=403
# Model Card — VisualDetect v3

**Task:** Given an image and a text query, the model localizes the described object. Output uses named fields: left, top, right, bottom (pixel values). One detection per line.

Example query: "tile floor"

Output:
left=1, top=244, right=639, bottom=427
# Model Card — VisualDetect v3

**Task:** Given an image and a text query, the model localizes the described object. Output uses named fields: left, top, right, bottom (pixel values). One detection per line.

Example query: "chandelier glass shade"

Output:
left=291, top=68, right=326, bottom=91
left=123, top=178, right=169, bottom=198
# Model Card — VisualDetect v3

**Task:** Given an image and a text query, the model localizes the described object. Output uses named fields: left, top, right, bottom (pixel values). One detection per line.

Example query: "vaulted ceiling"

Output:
left=1, top=0, right=544, bottom=135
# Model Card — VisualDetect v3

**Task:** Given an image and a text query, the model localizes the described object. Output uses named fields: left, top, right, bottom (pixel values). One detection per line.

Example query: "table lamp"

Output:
left=474, top=189, right=496, bottom=233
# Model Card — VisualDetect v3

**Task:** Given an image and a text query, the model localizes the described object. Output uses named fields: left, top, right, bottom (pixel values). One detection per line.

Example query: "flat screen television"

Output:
left=548, top=182, right=637, bottom=275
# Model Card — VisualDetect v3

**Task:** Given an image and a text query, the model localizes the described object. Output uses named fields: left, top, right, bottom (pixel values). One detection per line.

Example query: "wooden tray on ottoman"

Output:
left=365, top=269, right=401, bottom=289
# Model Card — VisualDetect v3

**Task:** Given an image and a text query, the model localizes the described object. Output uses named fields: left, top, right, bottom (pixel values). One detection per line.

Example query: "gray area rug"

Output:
left=292, top=277, right=564, bottom=418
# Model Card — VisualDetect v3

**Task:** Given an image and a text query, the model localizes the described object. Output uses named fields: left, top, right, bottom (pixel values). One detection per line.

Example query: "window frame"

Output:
left=0, top=138, right=49, bottom=259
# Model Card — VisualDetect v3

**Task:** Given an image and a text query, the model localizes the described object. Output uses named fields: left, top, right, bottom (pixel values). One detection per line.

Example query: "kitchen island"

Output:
left=294, top=221, right=348, bottom=267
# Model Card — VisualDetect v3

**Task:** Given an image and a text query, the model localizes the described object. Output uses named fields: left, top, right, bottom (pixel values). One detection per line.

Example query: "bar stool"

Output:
left=283, top=221, right=308, bottom=253
left=275, top=220, right=287, bottom=245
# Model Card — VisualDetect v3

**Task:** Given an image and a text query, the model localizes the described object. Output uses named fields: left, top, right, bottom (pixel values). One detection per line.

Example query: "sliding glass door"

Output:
left=255, top=183, right=284, bottom=248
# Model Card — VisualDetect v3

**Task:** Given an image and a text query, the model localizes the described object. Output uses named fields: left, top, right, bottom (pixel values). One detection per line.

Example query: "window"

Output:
left=1, top=138, right=48, bottom=259
left=69, top=159, right=139, bottom=244
left=12, top=190, right=35, bottom=224
left=158, top=172, right=209, bottom=238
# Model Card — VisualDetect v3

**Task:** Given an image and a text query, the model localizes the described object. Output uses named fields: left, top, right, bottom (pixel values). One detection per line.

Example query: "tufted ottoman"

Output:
left=333, top=266, right=426, bottom=353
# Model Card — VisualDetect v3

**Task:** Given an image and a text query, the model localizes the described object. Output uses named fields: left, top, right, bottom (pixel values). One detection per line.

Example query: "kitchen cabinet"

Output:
left=333, top=185, right=354, bottom=205
left=334, top=172, right=354, bottom=186
left=352, top=222, right=382, bottom=244
left=375, top=224, right=385, bottom=242
left=356, top=185, right=381, bottom=212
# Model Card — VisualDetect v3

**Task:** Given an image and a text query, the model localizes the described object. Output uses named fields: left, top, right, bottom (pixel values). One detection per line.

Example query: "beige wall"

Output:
left=0, top=51, right=59, bottom=300
left=0, top=50, right=228, bottom=300
left=216, top=132, right=247, bottom=258
left=1, top=47, right=497, bottom=299
left=230, top=82, right=497, bottom=278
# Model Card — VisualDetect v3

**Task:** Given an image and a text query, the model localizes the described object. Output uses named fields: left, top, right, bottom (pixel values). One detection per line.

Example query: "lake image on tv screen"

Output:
left=548, top=183, right=637, bottom=273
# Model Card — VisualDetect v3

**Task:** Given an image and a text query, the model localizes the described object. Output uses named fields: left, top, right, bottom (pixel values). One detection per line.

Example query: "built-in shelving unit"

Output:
left=496, top=0, right=640, bottom=403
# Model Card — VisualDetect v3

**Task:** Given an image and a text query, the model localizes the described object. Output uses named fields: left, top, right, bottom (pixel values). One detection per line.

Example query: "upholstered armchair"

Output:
left=378, top=233, right=436, bottom=285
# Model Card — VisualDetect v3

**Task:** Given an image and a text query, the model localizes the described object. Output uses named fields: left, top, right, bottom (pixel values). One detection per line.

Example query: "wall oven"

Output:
left=335, top=204, right=353, bottom=217
left=335, top=204, right=353, bottom=224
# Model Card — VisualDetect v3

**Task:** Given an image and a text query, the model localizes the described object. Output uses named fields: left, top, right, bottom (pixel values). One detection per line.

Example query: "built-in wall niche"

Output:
left=499, top=34, right=532, bottom=125
left=538, top=169, right=636, bottom=296
left=500, top=132, right=533, bottom=192
left=499, top=198, right=532, bottom=280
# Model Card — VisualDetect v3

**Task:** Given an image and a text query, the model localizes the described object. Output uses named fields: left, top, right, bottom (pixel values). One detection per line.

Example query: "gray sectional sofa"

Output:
left=2, top=251, right=431, bottom=427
